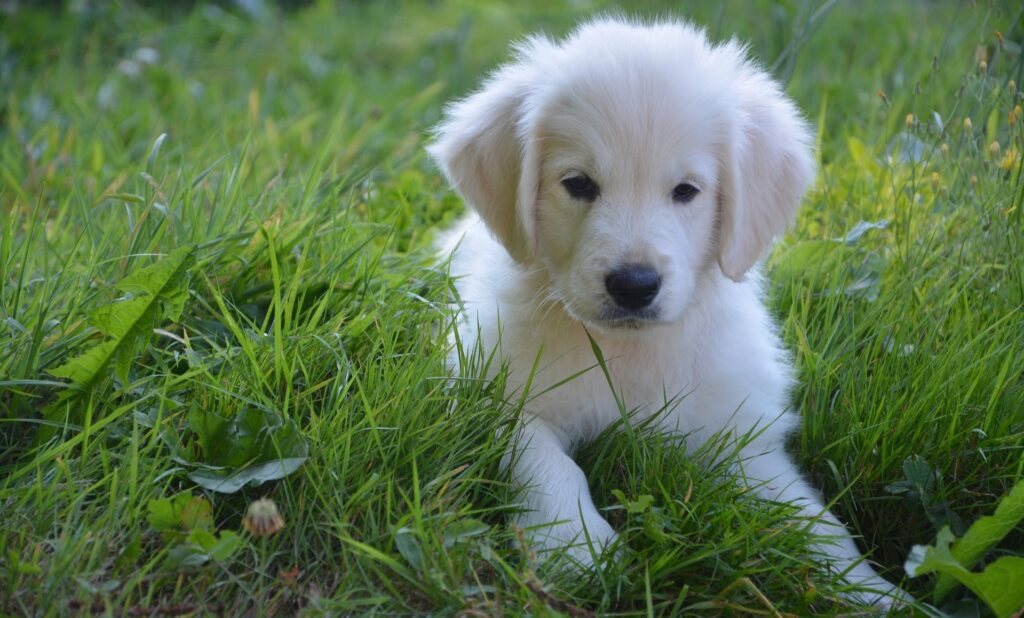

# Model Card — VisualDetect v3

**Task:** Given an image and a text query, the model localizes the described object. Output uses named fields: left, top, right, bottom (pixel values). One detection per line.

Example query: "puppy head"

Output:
left=429, top=18, right=814, bottom=331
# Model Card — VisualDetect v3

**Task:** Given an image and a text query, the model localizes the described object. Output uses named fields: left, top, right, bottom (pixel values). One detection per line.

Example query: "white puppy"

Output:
left=430, top=18, right=899, bottom=604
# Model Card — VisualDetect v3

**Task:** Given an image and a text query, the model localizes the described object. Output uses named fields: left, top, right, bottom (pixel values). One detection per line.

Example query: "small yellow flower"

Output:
left=905, top=113, right=914, bottom=128
left=243, top=498, right=285, bottom=538
left=1000, top=149, right=1020, bottom=171
left=963, top=117, right=973, bottom=131
left=1010, top=105, right=1022, bottom=126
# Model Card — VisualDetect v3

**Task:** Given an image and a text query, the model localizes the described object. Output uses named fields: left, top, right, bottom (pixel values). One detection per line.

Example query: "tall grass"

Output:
left=1, top=1, right=1022, bottom=615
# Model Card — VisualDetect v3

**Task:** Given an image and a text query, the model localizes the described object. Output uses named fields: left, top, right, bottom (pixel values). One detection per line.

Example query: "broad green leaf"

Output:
left=116, top=246, right=193, bottom=322
left=147, top=493, right=213, bottom=539
left=179, top=495, right=214, bottom=531
left=627, top=494, right=655, bottom=514
left=186, top=529, right=219, bottom=552
left=89, top=297, right=159, bottom=380
left=89, top=297, right=157, bottom=340
left=184, top=529, right=243, bottom=561
left=612, top=489, right=655, bottom=514
left=186, top=406, right=233, bottom=466
left=47, top=245, right=195, bottom=402
left=394, top=528, right=424, bottom=572
left=48, top=340, right=118, bottom=385
left=166, top=544, right=210, bottom=569
left=885, top=455, right=937, bottom=498
left=442, top=519, right=490, bottom=549
left=151, top=501, right=243, bottom=570
left=953, top=478, right=1024, bottom=566
left=935, top=478, right=1024, bottom=601
left=187, top=406, right=307, bottom=469
left=187, top=457, right=307, bottom=493
left=643, top=510, right=672, bottom=544
left=146, top=497, right=181, bottom=533
left=906, top=527, right=1024, bottom=617
left=886, top=455, right=965, bottom=535
left=180, top=404, right=309, bottom=493
left=206, top=531, right=243, bottom=562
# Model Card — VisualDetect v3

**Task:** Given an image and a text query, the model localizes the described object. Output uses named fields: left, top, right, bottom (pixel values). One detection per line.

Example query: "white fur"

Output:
left=430, top=18, right=901, bottom=605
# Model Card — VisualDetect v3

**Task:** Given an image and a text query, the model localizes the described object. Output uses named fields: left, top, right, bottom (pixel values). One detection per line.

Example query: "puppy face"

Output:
left=532, top=62, right=729, bottom=330
left=430, top=19, right=814, bottom=331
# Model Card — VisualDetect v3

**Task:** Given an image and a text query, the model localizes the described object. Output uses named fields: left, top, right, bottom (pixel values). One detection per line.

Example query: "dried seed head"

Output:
left=970, top=175, right=978, bottom=186
left=931, top=172, right=941, bottom=190
left=279, top=566, right=300, bottom=586
left=905, top=113, right=914, bottom=128
left=980, top=60, right=988, bottom=73
left=990, top=141, right=1001, bottom=157
left=963, top=117, right=973, bottom=131
left=1010, top=80, right=1018, bottom=95
left=941, top=143, right=950, bottom=156
left=243, top=498, right=285, bottom=537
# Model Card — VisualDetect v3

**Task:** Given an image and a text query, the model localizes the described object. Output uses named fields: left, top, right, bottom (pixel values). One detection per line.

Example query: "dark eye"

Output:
left=561, top=174, right=600, bottom=202
left=672, top=182, right=700, bottom=204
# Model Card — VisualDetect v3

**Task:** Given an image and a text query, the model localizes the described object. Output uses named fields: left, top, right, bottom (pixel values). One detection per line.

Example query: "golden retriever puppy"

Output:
left=431, top=17, right=903, bottom=606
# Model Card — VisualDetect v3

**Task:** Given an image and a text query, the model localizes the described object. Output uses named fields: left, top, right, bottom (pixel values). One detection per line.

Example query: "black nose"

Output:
left=604, top=264, right=661, bottom=311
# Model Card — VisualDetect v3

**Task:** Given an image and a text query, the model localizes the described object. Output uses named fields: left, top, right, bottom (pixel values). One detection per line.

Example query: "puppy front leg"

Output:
left=505, top=419, right=617, bottom=567
left=736, top=443, right=902, bottom=605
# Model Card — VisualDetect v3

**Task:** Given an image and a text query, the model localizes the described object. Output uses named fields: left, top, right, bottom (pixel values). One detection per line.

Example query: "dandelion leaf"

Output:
left=907, top=526, right=1024, bottom=617
left=47, top=245, right=195, bottom=407
left=935, top=478, right=1024, bottom=601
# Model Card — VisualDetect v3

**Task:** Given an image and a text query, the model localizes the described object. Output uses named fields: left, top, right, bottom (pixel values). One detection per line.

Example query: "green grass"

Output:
left=2, top=0, right=1023, bottom=615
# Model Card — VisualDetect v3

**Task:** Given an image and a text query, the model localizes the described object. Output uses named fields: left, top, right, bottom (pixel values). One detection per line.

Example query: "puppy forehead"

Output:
left=537, top=91, right=725, bottom=190
left=532, top=24, right=735, bottom=176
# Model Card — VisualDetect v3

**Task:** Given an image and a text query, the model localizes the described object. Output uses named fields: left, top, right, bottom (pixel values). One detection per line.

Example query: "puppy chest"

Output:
left=516, top=342, right=703, bottom=435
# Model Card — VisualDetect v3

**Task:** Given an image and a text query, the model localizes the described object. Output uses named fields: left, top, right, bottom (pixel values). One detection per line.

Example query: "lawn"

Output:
left=2, top=0, right=1023, bottom=615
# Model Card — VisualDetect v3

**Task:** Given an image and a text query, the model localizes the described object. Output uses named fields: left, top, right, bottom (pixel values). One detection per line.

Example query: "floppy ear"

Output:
left=427, top=53, right=545, bottom=263
left=717, top=67, right=815, bottom=281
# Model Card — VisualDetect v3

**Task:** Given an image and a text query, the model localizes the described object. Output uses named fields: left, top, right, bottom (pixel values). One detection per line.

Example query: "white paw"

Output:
left=517, top=511, right=618, bottom=568
left=839, top=562, right=914, bottom=610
